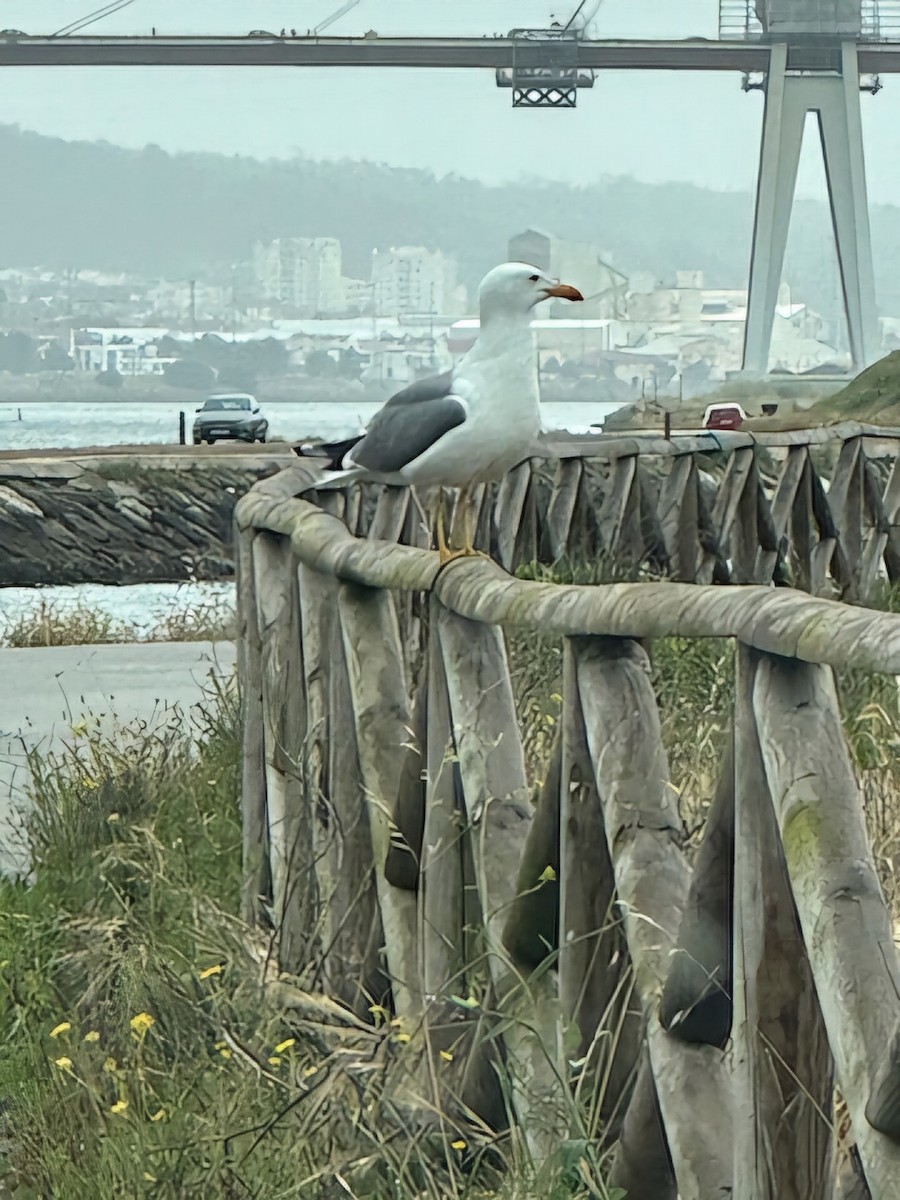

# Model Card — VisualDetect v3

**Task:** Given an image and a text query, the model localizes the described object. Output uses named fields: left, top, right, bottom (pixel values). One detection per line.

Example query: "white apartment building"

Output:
left=252, top=237, right=345, bottom=316
left=371, top=246, right=458, bottom=316
left=508, top=229, right=629, bottom=319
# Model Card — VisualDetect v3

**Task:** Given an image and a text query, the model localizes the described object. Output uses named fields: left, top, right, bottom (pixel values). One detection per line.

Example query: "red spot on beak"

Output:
left=542, top=283, right=584, bottom=302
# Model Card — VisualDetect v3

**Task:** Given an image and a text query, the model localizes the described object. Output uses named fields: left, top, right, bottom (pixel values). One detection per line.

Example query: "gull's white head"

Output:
left=477, top=261, right=584, bottom=323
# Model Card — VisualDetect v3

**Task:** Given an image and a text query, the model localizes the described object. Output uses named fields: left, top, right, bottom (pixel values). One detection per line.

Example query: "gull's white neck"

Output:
left=464, top=307, right=535, bottom=365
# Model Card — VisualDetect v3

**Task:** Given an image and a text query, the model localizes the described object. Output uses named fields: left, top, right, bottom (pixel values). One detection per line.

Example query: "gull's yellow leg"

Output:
left=410, top=488, right=431, bottom=547
left=461, top=485, right=493, bottom=559
left=461, top=486, right=477, bottom=555
left=436, top=489, right=453, bottom=562
left=436, top=485, right=493, bottom=564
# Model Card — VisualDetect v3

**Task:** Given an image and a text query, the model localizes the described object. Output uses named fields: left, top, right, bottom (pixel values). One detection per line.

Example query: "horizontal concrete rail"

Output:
left=236, top=481, right=900, bottom=674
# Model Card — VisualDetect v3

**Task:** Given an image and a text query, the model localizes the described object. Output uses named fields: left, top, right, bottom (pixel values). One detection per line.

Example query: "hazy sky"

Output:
left=0, top=0, right=897, bottom=206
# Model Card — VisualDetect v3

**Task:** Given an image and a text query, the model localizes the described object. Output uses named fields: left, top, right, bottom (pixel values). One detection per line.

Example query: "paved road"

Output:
left=0, top=641, right=237, bottom=878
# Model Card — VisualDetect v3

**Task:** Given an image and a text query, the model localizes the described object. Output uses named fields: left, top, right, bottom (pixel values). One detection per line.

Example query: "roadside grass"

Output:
left=0, top=599, right=134, bottom=648
left=0, top=594, right=236, bottom=648
left=0, top=680, right=623, bottom=1200
left=0, top=684, right=287, bottom=1198
left=6, top=558, right=900, bottom=1196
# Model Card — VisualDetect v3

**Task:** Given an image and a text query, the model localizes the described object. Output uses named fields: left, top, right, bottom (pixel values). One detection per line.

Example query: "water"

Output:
left=0, top=581, right=236, bottom=638
left=0, top=399, right=623, bottom=452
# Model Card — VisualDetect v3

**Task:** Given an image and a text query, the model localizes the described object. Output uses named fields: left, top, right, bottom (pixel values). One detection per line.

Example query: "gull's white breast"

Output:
left=400, top=328, right=541, bottom=488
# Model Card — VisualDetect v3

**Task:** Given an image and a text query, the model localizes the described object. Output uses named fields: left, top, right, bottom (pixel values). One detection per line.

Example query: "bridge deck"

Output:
left=1, top=34, right=898, bottom=72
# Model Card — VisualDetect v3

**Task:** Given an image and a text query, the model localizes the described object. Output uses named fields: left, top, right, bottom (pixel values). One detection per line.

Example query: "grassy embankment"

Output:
left=2, top=584, right=900, bottom=1197
left=604, top=349, right=900, bottom=435
left=0, top=595, right=236, bottom=649
left=0, top=598, right=625, bottom=1199
left=0, top=683, right=626, bottom=1198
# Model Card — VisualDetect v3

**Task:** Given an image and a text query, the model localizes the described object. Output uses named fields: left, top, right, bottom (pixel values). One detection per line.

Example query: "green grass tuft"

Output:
left=0, top=680, right=616, bottom=1200
left=0, top=595, right=236, bottom=648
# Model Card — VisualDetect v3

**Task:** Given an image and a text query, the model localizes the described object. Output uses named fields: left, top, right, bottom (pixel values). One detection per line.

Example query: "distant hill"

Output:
left=2, top=123, right=900, bottom=327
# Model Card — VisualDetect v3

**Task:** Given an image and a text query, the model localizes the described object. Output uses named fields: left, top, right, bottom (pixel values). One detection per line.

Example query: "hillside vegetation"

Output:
left=813, top=350, right=900, bottom=425
left=3, top=124, right=900, bottom=321
left=734, top=351, right=900, bottom=431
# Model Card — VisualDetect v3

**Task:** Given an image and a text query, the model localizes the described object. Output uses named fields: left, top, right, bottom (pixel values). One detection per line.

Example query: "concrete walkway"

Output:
left=0, top=641, right=236, bottom=878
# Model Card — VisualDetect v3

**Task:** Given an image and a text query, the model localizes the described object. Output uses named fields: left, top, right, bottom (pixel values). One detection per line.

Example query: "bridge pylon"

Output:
left=732, top=2, right=900, bottom=374
left=743, top=40, right=878, bottom=373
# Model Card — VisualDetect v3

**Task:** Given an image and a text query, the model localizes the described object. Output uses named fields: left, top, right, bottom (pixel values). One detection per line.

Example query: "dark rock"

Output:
left=0, top=460, right=270, bottom=586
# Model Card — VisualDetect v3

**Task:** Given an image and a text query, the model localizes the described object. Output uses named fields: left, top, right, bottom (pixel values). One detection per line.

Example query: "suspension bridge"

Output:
left=3, top=2, right=900, bottom=374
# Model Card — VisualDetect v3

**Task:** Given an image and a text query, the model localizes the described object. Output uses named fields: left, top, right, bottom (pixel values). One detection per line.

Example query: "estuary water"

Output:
left=0, top=398, right=625, bottom=452
left=0, top=396, right=623, bottom=629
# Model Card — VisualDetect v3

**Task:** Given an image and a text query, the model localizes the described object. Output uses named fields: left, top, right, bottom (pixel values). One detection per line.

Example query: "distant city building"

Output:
left=252, top=237, right=345, bottom=316
left=70, top=327, right=176, bottom=374
left=371, top=246, right=461, bottom=316
left=508, top=228, right=629, bottom=319
left=5, top=252, right=871, bottom=383
left=448, top=318, right=622, bottom=359
left=342, top=277, right=373, bottom=314
left=362, top=334, right=453, bottom=387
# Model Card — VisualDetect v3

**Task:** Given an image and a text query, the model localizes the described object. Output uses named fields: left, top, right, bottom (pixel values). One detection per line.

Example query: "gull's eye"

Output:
left=528, top=274, right=540, bottom=282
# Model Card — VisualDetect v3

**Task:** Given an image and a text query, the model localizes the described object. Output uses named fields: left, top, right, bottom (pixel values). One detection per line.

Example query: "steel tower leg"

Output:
left=744, top=44, right=804, bottom=375
left=743, top=42, right=878, bottom=374
left=819, top=43, right=879, bottom=372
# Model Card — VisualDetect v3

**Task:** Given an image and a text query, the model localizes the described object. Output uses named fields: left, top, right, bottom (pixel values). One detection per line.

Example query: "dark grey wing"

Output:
left=293, top=435, right=363, bottom=469
left=380, top=370, right=454, bottom=410
left=348, top=371, right=467, bottom=474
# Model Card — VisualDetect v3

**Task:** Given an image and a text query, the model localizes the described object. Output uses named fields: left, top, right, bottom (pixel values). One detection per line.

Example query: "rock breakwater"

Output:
left=0, top=455, right=287, bottom=586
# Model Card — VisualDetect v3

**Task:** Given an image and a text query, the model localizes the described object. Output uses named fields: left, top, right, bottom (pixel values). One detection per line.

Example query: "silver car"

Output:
left=192, top=394, right=269, bottom=445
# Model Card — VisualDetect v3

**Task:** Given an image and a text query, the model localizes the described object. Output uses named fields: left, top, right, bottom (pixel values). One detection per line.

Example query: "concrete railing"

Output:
left=235, top=454, right=900, bottom=1199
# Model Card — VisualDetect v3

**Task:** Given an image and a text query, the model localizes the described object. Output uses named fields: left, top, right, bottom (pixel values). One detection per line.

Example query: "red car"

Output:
left=703, top=403, right=746, bottom=431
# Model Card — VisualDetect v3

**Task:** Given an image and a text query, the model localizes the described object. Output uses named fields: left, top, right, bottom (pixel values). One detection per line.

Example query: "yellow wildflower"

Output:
left=302, top=1065, right=318, bottom=1078
left=81, top=776, right=99, bottom=791
left=538, top=864, right=557, bottom=883
left=130, top=1012, right=155, bottom=1038
left=218, top=1047, right=233, bottom=1059
left=110, top=1098, right=129, bottom=1116
left=439, top=1050, right=454, bottom=1062
left=393, top=1032, right=411, bottom=1044
left=49, top=1021, right=71, bottom=1039
left=143, top=1174, right=157, bottom=1183
left=103, top=1057, right=118, bottom=1073
left=267, top=1056, right=282, bottom=1067
left=83, top=1030, right=101, bottom=1043
left=198, top=964, right=224, bottom=980
left=273, top=1038, right=295, bottom=1054
left=450, top=1139, right=467, bottom=1151
left=149, top=1108, right=166, bottom=1122
left=107, top=812, right=120, bottom=823
left=71, top=720, right=88, bottom=738
left=53, top=1056, right=73, bottom=1072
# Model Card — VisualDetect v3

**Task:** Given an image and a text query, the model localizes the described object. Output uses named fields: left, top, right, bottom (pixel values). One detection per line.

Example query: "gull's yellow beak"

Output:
left=541, top=283, right=584, bottom=301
